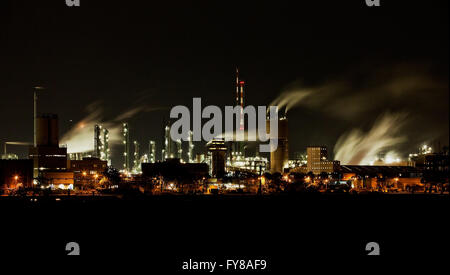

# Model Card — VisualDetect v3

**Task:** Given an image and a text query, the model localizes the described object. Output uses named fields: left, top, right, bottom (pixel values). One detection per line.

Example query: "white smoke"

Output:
left=333, top=112, right=407, bottom=165
left=270, top=89, right=313, bottom=113
left=383, top=151, right=402, bottom=164
left=60, top=103, right=154, bottom=154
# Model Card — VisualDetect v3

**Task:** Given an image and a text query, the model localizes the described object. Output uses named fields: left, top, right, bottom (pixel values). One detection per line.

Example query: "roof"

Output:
left=338, top=165, right=420, bottom=177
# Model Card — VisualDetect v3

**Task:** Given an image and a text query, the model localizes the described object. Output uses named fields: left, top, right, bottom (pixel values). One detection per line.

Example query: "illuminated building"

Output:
left=226, top=155, right=268, bottom=175
left=306, top=146, right=340, bottom=174
left=267, top=116, right=289, bottom=173
left=287, top=152, right=307, bottom=169
left=67, top=157, right=107, bottom=187
left=196, top=154, right=206, bottom=163
left=337, top=165, right=423, bottom=191
left=28, top=114, right=68, bottom=178
left=3, top=142, right=31, bottom=160
left=1, top=154, right=18, bottom=160
left=207, top=138, right=227, bottom=178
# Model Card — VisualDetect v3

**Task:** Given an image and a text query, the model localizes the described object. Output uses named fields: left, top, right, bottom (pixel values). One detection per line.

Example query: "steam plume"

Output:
left=333, top=112, right=407, bottom=165
left=60, top=102, right=156, bottom=153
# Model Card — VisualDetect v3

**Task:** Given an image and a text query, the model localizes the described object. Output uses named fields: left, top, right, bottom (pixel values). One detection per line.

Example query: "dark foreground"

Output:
left=1, top=193, right=449, bottom=272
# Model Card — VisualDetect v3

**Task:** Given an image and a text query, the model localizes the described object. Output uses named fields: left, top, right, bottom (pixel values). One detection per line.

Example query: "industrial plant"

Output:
left=0, top=69, right=448, bottom=196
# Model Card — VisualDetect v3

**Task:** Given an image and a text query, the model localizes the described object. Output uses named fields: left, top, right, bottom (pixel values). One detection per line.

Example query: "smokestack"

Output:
left=33, top=86, right=45, bottom=147
left=232, top=68, right=246, bottom=158
left=235, top=67, right=239, bottom=106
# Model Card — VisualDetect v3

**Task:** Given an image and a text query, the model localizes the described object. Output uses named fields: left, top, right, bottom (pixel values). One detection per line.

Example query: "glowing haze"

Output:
left=333, top=112, right=407, bottom=165
left=269, top=63, right=448, bottom=164
left=60, top=102, right=156, bottom=154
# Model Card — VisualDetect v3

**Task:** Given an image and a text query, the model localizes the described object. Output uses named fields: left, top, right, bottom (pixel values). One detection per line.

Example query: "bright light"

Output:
left=82, top=171, right=87, bottom=176
left=14, top=175, right=19, bottom=180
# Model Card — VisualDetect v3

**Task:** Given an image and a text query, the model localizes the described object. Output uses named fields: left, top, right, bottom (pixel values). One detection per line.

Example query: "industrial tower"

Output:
left=149, top=140, right=156, bottom=163
left=133, top=140, right=140, bottom=173
left=122, top=123, right=130, bottom=171
left=233, top=67, right=245, bottom=158
left=187, top=130, right=194, bottom=163
left=102, top=128, right=110, bottom=165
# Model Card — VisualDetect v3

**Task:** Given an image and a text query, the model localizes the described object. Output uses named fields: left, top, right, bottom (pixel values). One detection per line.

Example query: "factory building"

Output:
left=226, top=155, right=268, bottom=175
left=267, top=116, right=289, bottom=173
left=122, top=123, right=130, bottom=171
left=27, top=113, right=74, bottom=188
left=28, top=114, right=69, bottom=178
left=67, top=157, right=107, bottom=188
left=207, top=138, right=227, bottom=178
left=337, top=165, right=423, bottom=191
left=1, top=154, right=18, bottom=160
left=306, top=146, right=340, bottom=174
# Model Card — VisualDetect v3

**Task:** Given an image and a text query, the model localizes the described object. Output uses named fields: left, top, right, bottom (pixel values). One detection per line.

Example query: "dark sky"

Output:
left=1, top=0, right=448, bottom=167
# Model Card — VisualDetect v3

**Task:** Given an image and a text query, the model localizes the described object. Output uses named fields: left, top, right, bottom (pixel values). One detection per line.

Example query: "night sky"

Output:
left=1, top=0, right=448, bottom=167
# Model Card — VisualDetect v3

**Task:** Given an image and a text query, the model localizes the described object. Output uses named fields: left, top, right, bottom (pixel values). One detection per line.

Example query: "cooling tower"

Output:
left=267, top=117, right=289, bottom=173
left=36, top=114, right=59, bottom=147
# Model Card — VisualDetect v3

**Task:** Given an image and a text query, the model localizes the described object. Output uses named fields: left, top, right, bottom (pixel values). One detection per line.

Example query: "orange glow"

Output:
left=82, top=171, right=87, bottom=176
left=14, top=175, right=19, bottom=180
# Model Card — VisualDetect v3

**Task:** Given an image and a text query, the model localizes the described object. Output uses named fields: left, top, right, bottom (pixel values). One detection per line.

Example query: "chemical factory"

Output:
left=0, top=70, right=448, bottom=195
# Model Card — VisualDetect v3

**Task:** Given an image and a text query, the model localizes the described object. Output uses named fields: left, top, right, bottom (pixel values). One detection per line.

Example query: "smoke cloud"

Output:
left=333, top=112, right=407, bottom=165
left=269, top=63, right=448, bottom=163
left=60, top=102, right=158, bottom=154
